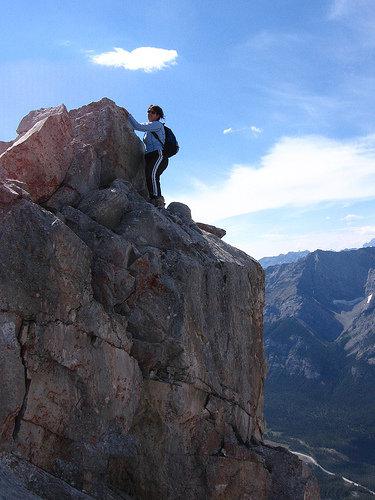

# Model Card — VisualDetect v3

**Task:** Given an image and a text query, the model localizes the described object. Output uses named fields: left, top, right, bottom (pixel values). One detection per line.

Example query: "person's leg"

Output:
left=144, top=151, right=159, bottom=199
left=151, top=154, right=168, bottom=198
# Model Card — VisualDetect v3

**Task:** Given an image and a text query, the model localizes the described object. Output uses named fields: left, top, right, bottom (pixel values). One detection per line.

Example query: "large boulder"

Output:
left=16, top=105, right=68, bottom=137
left=66, top=98, right=146, bottom=196
left=0, top=99, right=146, bottom=206
left=0, top=105, right=73, bottom=202
left=0, top=100, right=319, bottom=499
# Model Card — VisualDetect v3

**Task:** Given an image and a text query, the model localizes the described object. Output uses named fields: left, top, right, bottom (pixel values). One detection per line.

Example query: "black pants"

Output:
left=145, top=151, right=168, bottom=198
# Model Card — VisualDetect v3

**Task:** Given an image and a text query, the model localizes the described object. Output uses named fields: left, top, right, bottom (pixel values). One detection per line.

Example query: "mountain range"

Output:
left=263, top=247, right=375, bottom=494
left=259, top=250, right=310, bottom=268
left=363, top=238, right=375, bottom=248
left=260, top=238, right=375, bottom=268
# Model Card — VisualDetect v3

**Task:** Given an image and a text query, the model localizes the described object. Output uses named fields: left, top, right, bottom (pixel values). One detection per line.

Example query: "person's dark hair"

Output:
left=148, top=104, right=164, bottom=120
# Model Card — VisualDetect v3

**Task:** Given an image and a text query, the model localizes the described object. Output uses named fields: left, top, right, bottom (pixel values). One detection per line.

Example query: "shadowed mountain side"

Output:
left=264, top=248, right=375, bottom=492
left=259, top=251, right=310, bottom=269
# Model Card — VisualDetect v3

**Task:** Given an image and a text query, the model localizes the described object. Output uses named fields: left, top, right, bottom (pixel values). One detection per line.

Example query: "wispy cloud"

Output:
left=328, top=0, right=375, bottom=46
left=176, top=134, right=375, bottom=222
left=353, top=225, right=375, bottom=239
left=329, top=0, right=353, bottom=18
left=223, top=125, right=262, bottom=137
left=223, top=127, right=234, bottom=135
left=237, top=19, right=375, bottom=131
left=251, top=126, right=262, bottom=136
left=217, top=203, right=375, bottom=258
left=328, top=0, right=373, bottom=19
left=236, top=225, right=375, bottom=259
left=342, top=213, right=364, bottom=223
left=90, top=47, right=178, bottom=72
left=58, top=40, right=73, bottom=47
left=265, top=84, right=343, bottom=120
left=246, top=30, right=302, bottom=51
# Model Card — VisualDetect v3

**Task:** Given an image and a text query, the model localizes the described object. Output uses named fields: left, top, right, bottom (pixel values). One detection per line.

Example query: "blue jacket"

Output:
left=128, top=115, right=165, bottom=153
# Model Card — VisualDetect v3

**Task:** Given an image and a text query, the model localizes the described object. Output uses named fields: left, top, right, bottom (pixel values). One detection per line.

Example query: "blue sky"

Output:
left=1, top=0, right=375, bottom=258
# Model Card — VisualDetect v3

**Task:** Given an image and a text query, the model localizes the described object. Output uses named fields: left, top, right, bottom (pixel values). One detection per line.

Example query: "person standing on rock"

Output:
left=125, top=105, right=168, bottom=208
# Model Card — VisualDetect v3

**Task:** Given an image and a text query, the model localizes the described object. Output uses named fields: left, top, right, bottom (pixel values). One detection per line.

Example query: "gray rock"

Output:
left=257, top=443, right=320, bottom=499
left=0, top=180, right=31, bottom=206
left=0, top=461, right=40, bottom=499
left=0, top=314, right=25, bottom=447
left=167, top=201, right=192, bottom=222
left=45, top=185, right=81, bottom=212
left=67, top=98, right=146, bottom=195
left=196, top=221, right=226, bottom=238
left=77, top=181, right=130, bottom=230
left=0, top=99, right=319, bottom=499
left=1, top=453, right=96, bottom=499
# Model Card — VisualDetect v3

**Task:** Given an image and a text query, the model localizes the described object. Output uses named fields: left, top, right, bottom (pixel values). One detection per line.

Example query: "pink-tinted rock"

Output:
left=0, top=107, right=73, bottom=202
left=16, top=105, right=67, bottom=137
left=66, top=98, right=146, bottom=196
left=0, top=141, right=13, bottom=156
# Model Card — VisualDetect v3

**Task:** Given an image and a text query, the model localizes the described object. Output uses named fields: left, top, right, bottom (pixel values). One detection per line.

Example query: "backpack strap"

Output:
left=151, top=125, right=165, bottom=146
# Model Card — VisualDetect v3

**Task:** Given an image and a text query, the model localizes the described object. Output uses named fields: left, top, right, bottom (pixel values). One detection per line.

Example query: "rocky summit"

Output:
left=0, top=98, right=319, bottom=499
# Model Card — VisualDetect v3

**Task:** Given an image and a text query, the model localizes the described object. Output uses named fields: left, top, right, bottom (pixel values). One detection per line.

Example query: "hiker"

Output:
left=125, top=105, right=169, bottom=208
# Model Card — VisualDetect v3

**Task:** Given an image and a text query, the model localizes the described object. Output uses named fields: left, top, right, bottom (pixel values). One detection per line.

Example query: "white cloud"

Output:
left=90, top=46, right=178, bottom=72
left=352, top=225, right=375, bottom=238
left=223, top=222, right=375, bottom=260
left=176, top=134, right=375, bottom=223
left=240, top=226, right=375, bottom=259
left=342, top=213, right=364, bottom=223
left=222, top=125, right=262, bottom=137
left=250, top=126, right=262, bottom=136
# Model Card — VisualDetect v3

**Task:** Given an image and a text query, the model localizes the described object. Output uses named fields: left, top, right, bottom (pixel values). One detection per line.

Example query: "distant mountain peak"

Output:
left=264, top=246, right=375, bottom=492
left=259, top=250, right=310, bottom=268
left=363, top=237, right=375, bottom=248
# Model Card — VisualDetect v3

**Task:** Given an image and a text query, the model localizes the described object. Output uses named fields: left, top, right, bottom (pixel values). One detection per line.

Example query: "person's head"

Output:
left=147, top=105, right=164, bottom=122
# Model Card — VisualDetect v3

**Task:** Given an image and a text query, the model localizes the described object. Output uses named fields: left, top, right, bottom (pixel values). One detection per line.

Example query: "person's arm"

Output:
left=128, top=115, right=163, bottom=132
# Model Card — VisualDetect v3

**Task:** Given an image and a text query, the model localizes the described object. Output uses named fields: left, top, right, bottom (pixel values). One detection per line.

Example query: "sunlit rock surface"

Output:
left=0, top=99, right=319, bottom=499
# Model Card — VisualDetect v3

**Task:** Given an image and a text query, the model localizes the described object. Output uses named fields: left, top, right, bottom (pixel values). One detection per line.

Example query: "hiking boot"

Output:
left=153, top=196, right=165, bottom=208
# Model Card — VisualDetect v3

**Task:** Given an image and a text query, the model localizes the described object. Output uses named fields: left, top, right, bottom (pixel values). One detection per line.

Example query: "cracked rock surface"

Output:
left=0, top=98, right=319, bottom=499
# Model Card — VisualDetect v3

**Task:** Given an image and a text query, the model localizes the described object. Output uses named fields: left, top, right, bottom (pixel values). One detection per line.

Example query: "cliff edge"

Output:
left=0, top=98, right=319, bottom=499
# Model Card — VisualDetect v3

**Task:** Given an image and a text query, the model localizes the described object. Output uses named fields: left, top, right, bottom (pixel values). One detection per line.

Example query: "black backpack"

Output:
left=152, top=125, right=179, bottom=158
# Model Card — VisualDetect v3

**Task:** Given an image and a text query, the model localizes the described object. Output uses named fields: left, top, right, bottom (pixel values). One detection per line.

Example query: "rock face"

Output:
left=0, top=99, right=318, bottom=499
left=0, top=105, right=73, bottom=202
left=0, top=141, right=14, bottom=156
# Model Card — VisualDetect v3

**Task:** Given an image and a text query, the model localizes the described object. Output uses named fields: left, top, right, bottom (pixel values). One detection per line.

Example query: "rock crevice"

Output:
left=12, top=321, right=32, bottom=441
